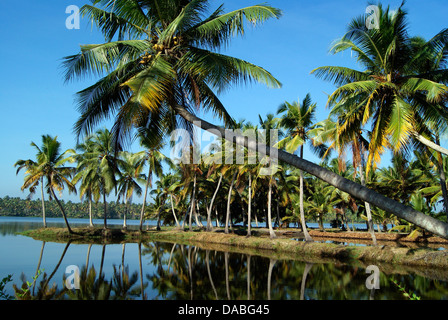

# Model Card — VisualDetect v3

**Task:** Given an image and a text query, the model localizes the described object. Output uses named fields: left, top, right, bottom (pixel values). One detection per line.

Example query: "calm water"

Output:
left=1, top=216, right=448, bottom=300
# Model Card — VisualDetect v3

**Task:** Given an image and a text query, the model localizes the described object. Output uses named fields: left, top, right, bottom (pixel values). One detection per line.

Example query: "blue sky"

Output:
left=1, top=0, right=447, bottom=203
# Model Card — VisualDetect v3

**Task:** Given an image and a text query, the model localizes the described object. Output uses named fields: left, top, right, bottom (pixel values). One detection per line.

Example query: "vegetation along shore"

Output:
left=11, top=0, right=448, bottom=277
left=20, top=226, right=448, bottom=271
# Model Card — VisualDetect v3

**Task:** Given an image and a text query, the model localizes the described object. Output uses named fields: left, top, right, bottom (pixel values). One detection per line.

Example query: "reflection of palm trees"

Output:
left=12, top=239, right=448, bottom=300
left=267, top=259, right=276, bottom=300
left=14, top=242, right=71, bottom=300
left=300, top=263, right=313, bottom=300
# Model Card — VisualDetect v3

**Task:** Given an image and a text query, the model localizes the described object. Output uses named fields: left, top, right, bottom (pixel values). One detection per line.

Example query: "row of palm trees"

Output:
left=55, top=0, right=448, bottom=239
left=15, top=128, right=169, bottom=234
left=15, top=92, right=448, bottom=243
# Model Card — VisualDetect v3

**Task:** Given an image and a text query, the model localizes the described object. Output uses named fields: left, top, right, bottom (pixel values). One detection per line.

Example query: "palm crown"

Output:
left=63, top=0, right=282, bottom=148
left=312, top=3, right=448, bottom=173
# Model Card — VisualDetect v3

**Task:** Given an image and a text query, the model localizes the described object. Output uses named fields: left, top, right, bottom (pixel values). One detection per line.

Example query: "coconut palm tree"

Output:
left=87, top=128, right=120, bottom=230
left=63, top=0, right=448, bottom=238
left=117, top=151, right=145, bottom=229
left=73, top=135, right=103, bottom=227
left=14, top=159, right=47, bottom=228
left=16, top=135, right=76, bottom=234
left=63, top=0, right=282, bottom=148
left=135, top=127, right=170, bottom=232
left=311, top=3, right=448, bottom=174
left=309, top=116, right=378, bottom=243
left=277, top=94, right=327, bottom=241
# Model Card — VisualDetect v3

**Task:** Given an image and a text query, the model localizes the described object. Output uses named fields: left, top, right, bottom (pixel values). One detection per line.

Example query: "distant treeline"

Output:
left=0, top=196, right=143, bottom=220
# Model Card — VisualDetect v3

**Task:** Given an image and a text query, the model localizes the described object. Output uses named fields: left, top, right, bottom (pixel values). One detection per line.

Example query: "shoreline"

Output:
left=19, top=226, right=448, bottom=271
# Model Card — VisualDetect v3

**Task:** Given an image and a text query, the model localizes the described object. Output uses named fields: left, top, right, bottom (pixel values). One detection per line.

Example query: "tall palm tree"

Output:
left=73, top=135, right=102, bottom=227
left=63, top=0, right=281, bottom=148
left=309, top=117, right=378, bottom=243
left=15, top=159, right=47, bottom=227
left=63, top=0, right=448, bottom=238
left=135, top=127, right=169, bottom=232
left=277, top=94, right=326, bottom=241
left=311, top=3, right=448, bottom=174
left=117, top=151, right=145, bottom=229
left=89, top=128, right=120, bottom=230
left=16, top=135, right=76, bottom=233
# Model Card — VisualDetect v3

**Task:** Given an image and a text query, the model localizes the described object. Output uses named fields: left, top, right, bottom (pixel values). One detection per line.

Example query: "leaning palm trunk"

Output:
left=414, top=133, right=448, bottom=157
left=207, top=173, right=223, bottom=231
left=173, top=106, right=448, bottom=239
left=170, top=195, right=181, bottom=228
left=50, top=188, right=73, bottom=234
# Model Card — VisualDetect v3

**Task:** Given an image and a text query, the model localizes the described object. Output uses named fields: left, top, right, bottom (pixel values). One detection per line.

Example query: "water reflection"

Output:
left=5, top=239, right=448, bottom=300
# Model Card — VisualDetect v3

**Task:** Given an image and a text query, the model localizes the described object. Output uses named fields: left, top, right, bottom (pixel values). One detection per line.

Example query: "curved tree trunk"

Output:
left=174, top=106, right=448, bottom=239
left=50, top=188, right=73, bottom=234
left=207, top=173, right=223, bottom=231
left=170, top=194, right=181, bottom=228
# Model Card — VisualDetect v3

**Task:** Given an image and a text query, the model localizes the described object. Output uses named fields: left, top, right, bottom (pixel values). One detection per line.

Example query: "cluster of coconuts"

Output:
left=140, top=52, right=152, bottom=64
left=140, top=36, right=181, bottom=64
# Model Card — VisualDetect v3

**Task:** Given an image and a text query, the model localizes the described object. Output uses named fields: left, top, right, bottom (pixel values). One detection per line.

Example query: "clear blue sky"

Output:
left=1, top=0, right=447, bottom=203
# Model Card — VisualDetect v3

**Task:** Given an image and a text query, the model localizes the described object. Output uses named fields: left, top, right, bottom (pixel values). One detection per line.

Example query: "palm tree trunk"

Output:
left=359, top=163, right=377, bottom=245
left=170, top=194, right=181, bottom=228
left=435, top=136, right=448, bottom=220
left=157, top=196, right=165, bottom=231
left=139, top=166, right=151, bottom=232
left=299, top=146, right=313, bottom=242
left=40, top=178, right=47, bottom=228
left=50, top=188, right=73, bottom=234
left=414, top=133, right=448, bottom=156
left=188, top=175, right=197, bottom=231
left=172, top=106, right=448, bottom=239
left=267, top=178, right=276, bottom=239
left=207, top=173, right=223, bottom=231
left=225, top=171, right=237, bottom=234
left=103, top=191, right=108, bottom=230
left=123, top=197, right=128, bottom=230
left=247, top=173, right=252, bottom=237
left=88, top=193, right=94, bottom=227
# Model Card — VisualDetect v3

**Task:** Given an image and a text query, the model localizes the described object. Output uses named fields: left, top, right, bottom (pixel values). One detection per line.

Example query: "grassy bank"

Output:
left=20, top=227, right=448, bottom=271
